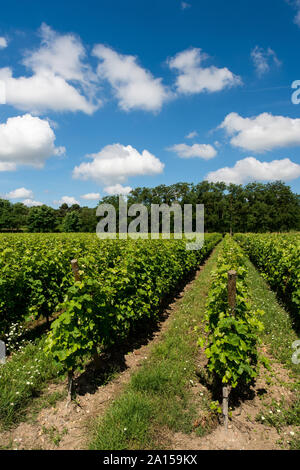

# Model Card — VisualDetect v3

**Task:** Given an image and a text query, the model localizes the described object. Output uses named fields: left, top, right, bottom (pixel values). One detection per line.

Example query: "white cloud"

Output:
left=0, top=114, right=65, bottom=168
left=168, top=143, right=217, bottom=159
left=93, top=44, right=171, bottom=112
left=4, top=187, right=44, bottom=206
left=24, top=24, right=93, bottom=82
left=251, top=46, right=281, bottom=76
left=0, top=24, right=100, bottom=114
left=73, top=143, right=164, bottom=185
left=221, top=112, right=300, bottom=153
left=22, top=199, right=43, bottom=207
left=0, top=69, right=99, bottom=114
left=295, top=7, right=300, bottom=25
left=0, top=37, right=7, bottom=49
left=54, top=196, right=79, bottom=206
left=287, top=0, right=300, bottom=26
left=6, top=187, right=34, bottom=199
left=206, top=157, right=300, bottom=184
left=0, top=162, right=16, bottom=172
left=104, top=184, right=132, bottom=195
left=168, top=48, right=241, bottom=94
left=81, top=192, right=101, bottom=200
left=185, top=131, right=198, bottom=139
left=181, top=2, right=191, bottom=10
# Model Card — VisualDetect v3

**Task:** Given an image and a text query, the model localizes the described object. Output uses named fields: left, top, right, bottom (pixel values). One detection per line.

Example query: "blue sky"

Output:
left=0, top=0, right=300, bottom=207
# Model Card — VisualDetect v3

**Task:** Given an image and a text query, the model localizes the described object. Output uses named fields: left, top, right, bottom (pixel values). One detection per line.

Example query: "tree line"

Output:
left=0, top=201, right=98, bottom=233
left=0, top=181, right=299, bottom=233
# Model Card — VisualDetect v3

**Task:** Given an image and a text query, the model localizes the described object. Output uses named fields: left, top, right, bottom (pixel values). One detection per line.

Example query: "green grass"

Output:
left=89, top=242, right=223, bottom=450
left=41, top=425, right=68, bottom=447
left=246, top=258, right=299, bottom=375
left=0, top=337, right=64, bottom=429
left=246, top=257, right=300, bottom=449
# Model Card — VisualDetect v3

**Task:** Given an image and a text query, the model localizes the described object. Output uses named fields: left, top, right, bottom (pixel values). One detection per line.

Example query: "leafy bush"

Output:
left=234, top=233, right=300, bottom=313
left=45, top=234, right=222, bottom=372
left=199, top=236, right=266, bottom=388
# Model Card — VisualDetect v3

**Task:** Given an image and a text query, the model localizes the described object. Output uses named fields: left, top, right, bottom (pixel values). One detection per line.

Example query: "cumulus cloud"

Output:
left=185, top=131, right=198, bottom=139
left=81, top=192, right=101, bottom=200
left=287, top=0, right=300, bottom=26
left=206, top=157, right=300, bottom=184
left=6, top=187, right=34, bottom=199
left=104, top=184, right=132, bottom=195
left=168, top=143, right=217, bottom=159
left=0, top=114, right=65, bottom=168
left=251, top=46, right=281, bottom=76
left=220, top=112, right=300, bottom=153
left=4, top=187, right=43, bottom=206
left=0, top=37, right=7, bottom=49
left=0, top=69, right=98, bottom=114
left=73, top=143, right=164, bottom=185
left=92, top=44, right=171, bottom=112
left=168, top=48, right=241, bottom=94
left=0, top=24, right=100, bottom=114
left=0, top=162, right=16, bottom=172
left=54, top=196, right=80, bottom=206
left=295, top=4, right=300, bottom=26
left=22, top=199, right=43, bottom=207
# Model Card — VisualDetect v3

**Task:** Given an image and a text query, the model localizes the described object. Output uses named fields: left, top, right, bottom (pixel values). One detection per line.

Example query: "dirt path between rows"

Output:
left=1, top=246, right=297, bottom=451
left=168, top=349, right=297, bottom=450
left=0, top=254, right=210, bottom=450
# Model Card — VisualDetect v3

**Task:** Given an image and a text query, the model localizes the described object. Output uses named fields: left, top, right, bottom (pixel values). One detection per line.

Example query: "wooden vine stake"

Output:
left=223, top=269, right=237, bottom=429
left=67, top=259, right=81, bottom=404
left=71, top=259, right=81, bottom=282
left=228, top=270, right=237, bottom=316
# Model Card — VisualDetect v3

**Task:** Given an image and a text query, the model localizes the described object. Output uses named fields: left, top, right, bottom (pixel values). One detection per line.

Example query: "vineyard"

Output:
left=234, top=233, right=300, bottom=313
left=200, top=237, right=266, bottom=389
left=0, top=232, right=299, bottom=450
left=0, top=232, right=221, bottom=332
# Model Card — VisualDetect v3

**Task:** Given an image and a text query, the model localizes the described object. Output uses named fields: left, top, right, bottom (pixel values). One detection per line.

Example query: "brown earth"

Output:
left=0, top=254, right=298, bottom=451
left=0, top=260, right=202, bottom=450
left=169, top=352, right=296, bottom=450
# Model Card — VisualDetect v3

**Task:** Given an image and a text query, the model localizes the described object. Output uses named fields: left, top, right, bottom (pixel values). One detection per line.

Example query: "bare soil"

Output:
left=0, top=261, right=201, bottom=450
left=169, top=351, right=296, bottom=450
left=0, top=255, right=297, bottom=451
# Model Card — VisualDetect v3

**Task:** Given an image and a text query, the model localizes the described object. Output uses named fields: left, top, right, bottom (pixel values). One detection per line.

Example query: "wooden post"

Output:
left=222, top=385, right=229, bottom=429
left=227, top=270, right=237, bottom=316
left=222, top=269, right=237, bottom=428
left=66, top=259, right=81, bottom=405
left=71, top=259, right=81, bottom=282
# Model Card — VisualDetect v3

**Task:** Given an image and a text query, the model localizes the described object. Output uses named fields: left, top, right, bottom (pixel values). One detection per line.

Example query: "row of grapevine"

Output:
left=45, top=234, right=222, bottom=373
left=0, top=234, right=223, bottom=337
left=199, top=236, right=266, bottom=390
left=234, top=233, right=300, bottom=313
left=0, top=233, right=125, bottom=333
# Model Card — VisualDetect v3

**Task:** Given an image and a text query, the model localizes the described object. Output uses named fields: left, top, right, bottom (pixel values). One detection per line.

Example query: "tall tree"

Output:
left=27, top=206, right=57, bottom=233
left=62, top=211, right=81, bottom=232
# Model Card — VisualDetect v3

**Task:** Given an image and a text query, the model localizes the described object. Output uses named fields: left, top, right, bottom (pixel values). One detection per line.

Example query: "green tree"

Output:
left=62, top=211, right=80, bottom=232
left=0, top=199, right=13, bottom=231
left=27, top=205, right=57, bottom=232
left=11, top=202, right=29, bottom=231
left=78, top=207, right=97, bottom=232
